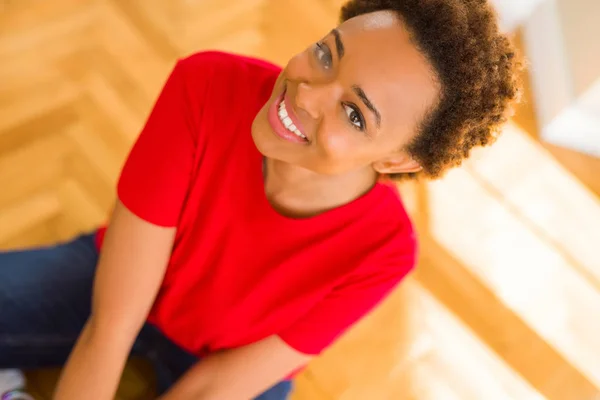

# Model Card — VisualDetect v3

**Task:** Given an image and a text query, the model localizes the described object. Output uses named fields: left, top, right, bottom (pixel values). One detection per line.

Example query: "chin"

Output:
left=250, top=103, right=271, bottom=157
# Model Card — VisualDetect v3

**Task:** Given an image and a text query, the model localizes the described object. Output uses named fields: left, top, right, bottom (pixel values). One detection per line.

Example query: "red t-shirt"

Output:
left=96, top=51, right=417, bottom=356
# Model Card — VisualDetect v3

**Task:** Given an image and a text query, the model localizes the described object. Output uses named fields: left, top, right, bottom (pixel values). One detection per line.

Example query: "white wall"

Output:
left=519, top=0, right=600, bottom=157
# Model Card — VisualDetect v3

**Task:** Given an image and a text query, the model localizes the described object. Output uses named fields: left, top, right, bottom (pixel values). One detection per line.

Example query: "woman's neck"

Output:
left=263, top=157, right=378, bottom=218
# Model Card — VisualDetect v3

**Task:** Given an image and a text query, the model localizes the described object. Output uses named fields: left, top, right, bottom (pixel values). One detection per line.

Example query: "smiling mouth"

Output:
left=277, top=94, right=307, bottom=141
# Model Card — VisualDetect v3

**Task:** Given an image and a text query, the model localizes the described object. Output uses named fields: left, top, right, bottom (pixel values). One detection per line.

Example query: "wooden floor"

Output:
left=1, top=1, right=599, bottom=399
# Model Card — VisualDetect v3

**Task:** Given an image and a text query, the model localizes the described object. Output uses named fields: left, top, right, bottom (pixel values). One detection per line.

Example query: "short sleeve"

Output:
left=278, top=237, right=416, bottom=355
left=117, top=59, right=197, bottom=226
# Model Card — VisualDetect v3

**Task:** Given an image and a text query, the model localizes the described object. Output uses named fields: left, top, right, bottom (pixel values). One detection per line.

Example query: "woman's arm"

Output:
left=54, top=200, right=175, bottom=400
left=160, top=335, right=312, bottom=400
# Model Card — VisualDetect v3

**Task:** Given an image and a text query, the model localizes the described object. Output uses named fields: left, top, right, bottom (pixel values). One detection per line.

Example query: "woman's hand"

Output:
left=54, top=200, right=176, bottom=400
left=159, top=335, right=312, bottom=400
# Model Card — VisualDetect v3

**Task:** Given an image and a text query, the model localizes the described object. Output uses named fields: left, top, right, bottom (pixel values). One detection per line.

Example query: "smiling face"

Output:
left=251, top=10, right=440, bottom=176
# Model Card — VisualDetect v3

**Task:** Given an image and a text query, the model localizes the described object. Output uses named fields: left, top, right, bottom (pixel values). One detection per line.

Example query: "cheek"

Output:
left=316, top=121, right=364, bottom=164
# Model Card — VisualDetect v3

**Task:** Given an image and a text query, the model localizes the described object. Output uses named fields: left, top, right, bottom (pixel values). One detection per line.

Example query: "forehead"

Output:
left=337, top=11, right=439, bottom=138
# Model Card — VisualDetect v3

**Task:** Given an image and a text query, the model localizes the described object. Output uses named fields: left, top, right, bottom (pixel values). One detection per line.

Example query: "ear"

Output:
left=372, top=153, right=422, bottom=174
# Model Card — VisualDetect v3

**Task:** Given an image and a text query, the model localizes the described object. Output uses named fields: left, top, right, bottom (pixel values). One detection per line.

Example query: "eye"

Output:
left=343, top=103, right=366, bottom=131
left=314, top=41, right=333, bottom=70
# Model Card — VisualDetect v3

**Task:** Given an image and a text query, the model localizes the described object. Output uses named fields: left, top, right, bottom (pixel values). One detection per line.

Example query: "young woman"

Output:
left=0, top=0, right=521, bottom=399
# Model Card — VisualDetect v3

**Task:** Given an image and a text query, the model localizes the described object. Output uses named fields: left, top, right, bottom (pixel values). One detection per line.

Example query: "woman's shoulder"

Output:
left=367, top=181, right=416, bottom=231
left=361, top=181, right=418, bottom=265
left=174, top=50, right=280, bottom=126
left=177, top=50, right=282, bottom=85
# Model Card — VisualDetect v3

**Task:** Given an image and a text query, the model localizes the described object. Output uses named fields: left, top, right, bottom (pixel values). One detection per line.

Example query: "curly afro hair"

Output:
left=340, top=0, right=522, bottom=180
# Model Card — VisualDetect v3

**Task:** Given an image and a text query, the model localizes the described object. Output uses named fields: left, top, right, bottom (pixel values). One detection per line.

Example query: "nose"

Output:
left=294, top=81, right=335, bottom=121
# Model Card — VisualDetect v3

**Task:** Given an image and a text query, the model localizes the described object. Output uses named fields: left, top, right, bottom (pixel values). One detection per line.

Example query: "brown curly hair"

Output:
left=340, top=0, right=522, bottom=180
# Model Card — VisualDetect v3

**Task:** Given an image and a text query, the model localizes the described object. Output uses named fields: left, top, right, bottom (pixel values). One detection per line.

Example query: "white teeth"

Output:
left=278, top=99, right=307, bottom=140
left=293, top=129, right=306, bottom=139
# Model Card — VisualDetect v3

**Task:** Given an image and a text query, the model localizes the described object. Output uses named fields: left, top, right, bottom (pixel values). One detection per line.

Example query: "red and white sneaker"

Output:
left=1, top=390, right=34, bottom=400
left=0, top=370, right=33, bottom=400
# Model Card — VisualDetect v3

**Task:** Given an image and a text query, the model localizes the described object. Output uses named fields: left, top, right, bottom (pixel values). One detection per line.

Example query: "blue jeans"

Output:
left=0, top=232, right=292, bottom=399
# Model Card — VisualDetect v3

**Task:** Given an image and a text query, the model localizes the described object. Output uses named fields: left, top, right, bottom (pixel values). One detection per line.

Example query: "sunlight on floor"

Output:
left=427, top=123, right=600, bottom=388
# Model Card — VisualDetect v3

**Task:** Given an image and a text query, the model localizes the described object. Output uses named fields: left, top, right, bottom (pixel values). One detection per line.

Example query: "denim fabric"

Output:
left=0, top=233, right=292, bottom=399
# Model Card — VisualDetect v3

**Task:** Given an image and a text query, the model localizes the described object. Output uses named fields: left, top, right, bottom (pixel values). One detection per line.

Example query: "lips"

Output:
left=282, top=92, right=307, bottom=137
left=267, top=85, right=309, bottom=144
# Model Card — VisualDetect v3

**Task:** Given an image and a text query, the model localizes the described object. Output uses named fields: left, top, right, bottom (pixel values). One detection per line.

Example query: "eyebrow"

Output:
left=330, top=29, right=381, bottom=129
left=331, top=29, right=345, bottom=59
left=352, top=85, right=381, bottom=129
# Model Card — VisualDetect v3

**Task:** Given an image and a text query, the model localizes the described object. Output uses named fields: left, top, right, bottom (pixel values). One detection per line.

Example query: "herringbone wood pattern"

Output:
left=2, top=1, right=600, bottom=399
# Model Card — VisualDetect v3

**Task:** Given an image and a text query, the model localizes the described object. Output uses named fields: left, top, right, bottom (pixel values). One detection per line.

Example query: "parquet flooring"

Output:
left=1, top=1, right=599, bottom=399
